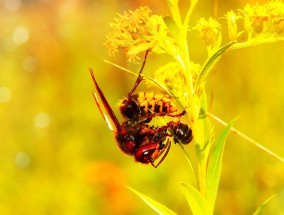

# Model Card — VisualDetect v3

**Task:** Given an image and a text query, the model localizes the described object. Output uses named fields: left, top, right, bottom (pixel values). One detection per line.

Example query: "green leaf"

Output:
left=195, top=42, right=235, bottom=90
left=177, top=143, right=197, bottom=185
left=163, top=16, right=179, bottom=40
left=205, top=117, right=238, bottom=209
left=252, top=194, right=276, bottom=215
left=165, top=0, right=182, bottom=27
left=127, top=186, right=177, bottom=215
left=180, top=183, right=212, bottom=215
left=195, top=89, right=211, bottom=151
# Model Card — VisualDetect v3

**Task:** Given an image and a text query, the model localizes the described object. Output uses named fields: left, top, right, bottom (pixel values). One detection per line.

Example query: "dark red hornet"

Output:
left=89, top=69, right=172, bottom=167
left=119, top=92, right=186, bottom=123
left=167, top=120, right=193, bottom=144
left=118, top=49, right=186, bottom=123
left=90, top=51, right=193, bottom=167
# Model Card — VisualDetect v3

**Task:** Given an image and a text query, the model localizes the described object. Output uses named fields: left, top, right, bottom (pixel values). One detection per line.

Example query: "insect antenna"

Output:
left=89, top=68, right=122, bottom=132
left=128, top=49, right=150, bottom=97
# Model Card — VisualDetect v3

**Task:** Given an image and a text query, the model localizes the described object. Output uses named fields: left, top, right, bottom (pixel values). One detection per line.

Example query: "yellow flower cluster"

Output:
left=240, top=0, right=284, bottom=38
left=155, top=62, right=186, bottom=99
left=194, top=17, right=222, bottom=54
left=154, top=61, right=201, bottom=104
left=266, top=0, right=284, bottom=34
left=105, top=7, right=169, bottom=62
left=194, top=0, right=284, bottom=53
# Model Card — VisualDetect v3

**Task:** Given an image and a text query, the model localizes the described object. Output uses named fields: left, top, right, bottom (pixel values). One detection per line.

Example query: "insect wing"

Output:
left=89, top=68, right=121, bottom=132
left=93, top=92, right=115, bottom=131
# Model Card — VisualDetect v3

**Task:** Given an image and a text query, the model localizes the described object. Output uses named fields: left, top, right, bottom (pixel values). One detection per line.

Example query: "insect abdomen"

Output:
left=133, top=92, right=178, bottom=118
left=169, top=121, right=193, bottom=144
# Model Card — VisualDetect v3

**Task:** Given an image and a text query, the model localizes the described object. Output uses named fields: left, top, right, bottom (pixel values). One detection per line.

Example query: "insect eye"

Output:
left=119, top=99, right=141, bottom=120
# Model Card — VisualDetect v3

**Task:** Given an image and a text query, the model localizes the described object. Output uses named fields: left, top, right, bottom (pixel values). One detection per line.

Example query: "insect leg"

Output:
left=151, top=139, right=171, bottom=168
left=128, top=49, right=150, bottom=97
left=167, top=110, right=187, bottom=118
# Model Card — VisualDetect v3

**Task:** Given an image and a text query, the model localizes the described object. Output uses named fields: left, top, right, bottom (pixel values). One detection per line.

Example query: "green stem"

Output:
left=198, top=155, right=207, bottom=196
left=172, top=0, right=204, bottom=195
left=231, top=36, right=284, bottom=50
left=166, top=0, right=210, bottom=199
left=166, top=0, right=183, bottom=27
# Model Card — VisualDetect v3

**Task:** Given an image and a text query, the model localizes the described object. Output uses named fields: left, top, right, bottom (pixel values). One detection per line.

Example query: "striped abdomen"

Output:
left=168, top=120, right=193, bottom=144
left=119, top=92, right=179, bottom=122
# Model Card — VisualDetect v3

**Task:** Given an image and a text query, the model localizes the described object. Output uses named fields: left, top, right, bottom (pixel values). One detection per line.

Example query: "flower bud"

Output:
left=194, top=17, right=221, bottom=50
left=226, top=11, right=239, bottom=41
left=274, top=18, right=284, bottom=34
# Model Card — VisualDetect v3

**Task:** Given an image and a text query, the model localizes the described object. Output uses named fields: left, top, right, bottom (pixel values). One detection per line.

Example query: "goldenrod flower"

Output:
left=194, top=17, right=221, bottom=53
left=105, top=6, right=176, bottom=62
left=267, top=0, right=284, bottom=34
left=225, top=10, right=240, bottom=42
left=274, top=18, right=284, bottom=34
left=242, top=4, right=269, bottom=37
left=105, top=7, right=151, bottom=62
left=155, top=62, right=186, bottom=99
left=154, top=61, right=201, bottom=105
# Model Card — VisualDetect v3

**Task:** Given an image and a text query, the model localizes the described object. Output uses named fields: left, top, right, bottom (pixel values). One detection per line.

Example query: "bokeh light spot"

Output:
left=4, top=0, right=21, bottom=12
left=2, top=37, right=17, bottom=52
left=12, top=26, right=29, bottom=45
left=23, top=56, right=39, bottom=72
left=15, top=151, right=31, bottom=168
left=34, top=112, right=50, bottom=128
left=0, top=87, right=12, bottom=103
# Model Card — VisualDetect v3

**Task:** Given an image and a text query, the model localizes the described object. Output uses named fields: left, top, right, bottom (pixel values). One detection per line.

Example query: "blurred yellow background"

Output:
left=0, top=0, right=284, bottom=214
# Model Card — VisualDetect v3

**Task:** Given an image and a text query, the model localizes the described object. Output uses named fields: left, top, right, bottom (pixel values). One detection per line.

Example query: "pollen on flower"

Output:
left=105, top=6, right=171, bottom=63
left=239, top=1, right=284, bottom=38
left=155, top=62, right=187, bottom=101
left=242, top=4, right=269, bottom=36
left=225, top=10, right=240, bottom=41
left=194, top=17, right=221, bottom=52
left=105, top=7, right=151, bottom=61
left=267, top=0, right=284, bottom=34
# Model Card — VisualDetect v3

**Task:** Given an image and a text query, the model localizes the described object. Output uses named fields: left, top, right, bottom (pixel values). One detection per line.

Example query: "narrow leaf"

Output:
left=195, top=89, right=211, bottom=151
left=195, top=42, right=235, bottom=90
left=252, top=194, right=276, bottom=215
left=127, top=186, right=177, bottom=215
left=165, top=0, right=182, bottom=27
left=164, top=16, right=179, bottom=40
left=177, top=143, right=197, bottom=185
left=205, top=117, right=238, bottom=209
left=180, top=183, right=212, bottom=215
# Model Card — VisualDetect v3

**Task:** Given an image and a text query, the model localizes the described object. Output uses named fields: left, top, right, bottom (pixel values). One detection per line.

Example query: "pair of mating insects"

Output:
left=90, top=50, right=193, bottom=168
